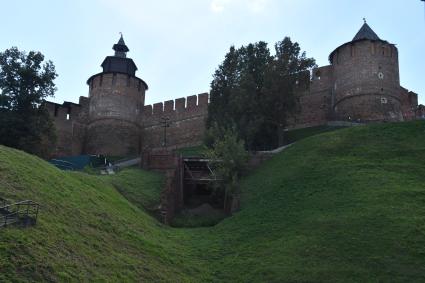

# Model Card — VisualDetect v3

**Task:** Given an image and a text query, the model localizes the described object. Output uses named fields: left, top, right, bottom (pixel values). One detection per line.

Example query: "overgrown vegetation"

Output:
left=205, top=127, right=248, bottom=213
left=207, top=37, right=316, bottom=150
left=0, top=47, right=57, bottom=158
left=1, top=121, right=425, bottom=282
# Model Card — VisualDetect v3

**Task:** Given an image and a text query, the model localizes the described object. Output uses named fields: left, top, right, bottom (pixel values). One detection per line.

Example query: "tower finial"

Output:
left=363, top=18, right=366, bottom=24
left=113, top=34, right=129, bottom=58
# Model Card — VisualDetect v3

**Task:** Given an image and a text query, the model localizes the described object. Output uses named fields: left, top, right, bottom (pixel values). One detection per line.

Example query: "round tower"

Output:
left=85, top=35, right=148, bottom=156
left=330, top=21, right=403, bottom=122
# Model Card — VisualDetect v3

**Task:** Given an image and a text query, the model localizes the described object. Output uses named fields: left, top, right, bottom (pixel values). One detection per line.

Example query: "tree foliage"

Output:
left=205, top=125, right=248, bottom=212
left=207, top=37, right=316, bottom=150
left=0, top=47, right=57, bottom=158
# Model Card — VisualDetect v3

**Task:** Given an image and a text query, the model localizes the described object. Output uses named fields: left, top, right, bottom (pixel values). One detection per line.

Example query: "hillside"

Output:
left=0, top=147, right=206, bottom=282
left=1, top=121, right=425, bottom=282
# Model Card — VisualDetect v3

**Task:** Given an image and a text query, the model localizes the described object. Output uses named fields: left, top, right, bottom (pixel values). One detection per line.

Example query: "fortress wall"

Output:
left=45, top=101, right=84, bottom=157
left=334, top=94, right=403, bottom=122
left=417, top=105, right=425, bottom=119
left=310, top=65, right=334, bottom=93
left=333, top=41, right=400, bottom=101
left=288, top=90, right=331, bottom=129
left=332, top=41, right=403, bottom=121
left=85, top=119, right=141, bottom=156
left=399, top=88, right=419, bottom=121
left=86, top=73, right=145, bottom=156
left=88, top=73, right=145, bottom=123
left=141, top=93, right=208, bottom=150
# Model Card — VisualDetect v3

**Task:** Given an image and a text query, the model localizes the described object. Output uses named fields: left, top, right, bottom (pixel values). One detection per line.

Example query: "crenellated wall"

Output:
left=45, top=101, right=85, bottom=157
left=45, top=30, right=422, bottom=158
left=141, top=93, right=209, bottom=150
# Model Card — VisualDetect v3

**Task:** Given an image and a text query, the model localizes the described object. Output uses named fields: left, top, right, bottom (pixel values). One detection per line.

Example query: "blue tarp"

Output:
left=50, top=155, right=107, bottom=170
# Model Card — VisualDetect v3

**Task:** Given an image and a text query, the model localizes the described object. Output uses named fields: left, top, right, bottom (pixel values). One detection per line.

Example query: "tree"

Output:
left=262, top=38, right=317, bottom=146
left=205, top=125, right=248, bottom=213
left=0, top=47, right=57, bottom=158
left=207, top=37, right=316, bottom=150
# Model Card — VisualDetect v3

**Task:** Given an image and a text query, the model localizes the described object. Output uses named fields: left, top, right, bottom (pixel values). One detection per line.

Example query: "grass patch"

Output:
left=1, top=121, right=425, bottom=282
left=171, top=206, right=226, bottom=228
left=284, top=125, right=345, bottom=144
left=102, top=168, right=164, bottom=211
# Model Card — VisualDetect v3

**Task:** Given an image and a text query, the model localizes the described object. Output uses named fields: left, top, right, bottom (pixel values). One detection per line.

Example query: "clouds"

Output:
left=210, top=0, right=269, bottom=13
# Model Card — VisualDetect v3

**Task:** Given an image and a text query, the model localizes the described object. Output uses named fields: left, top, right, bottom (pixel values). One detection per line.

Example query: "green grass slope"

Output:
left=1, top=121, right=425, bottom=282
left=103, top=168, right=164, bottom=212
left=0, top=147, right=207, bottom=282
left=187, top=121, right=425, bottom=282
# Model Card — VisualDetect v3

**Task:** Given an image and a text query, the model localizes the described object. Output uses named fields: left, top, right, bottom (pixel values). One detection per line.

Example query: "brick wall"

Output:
left=332, top=40, right=403, bottom=121
left=45, top=38, right=421, bottom=157
left=141, top=93, right=208, bottom=150
left=45, top=101, right=84, bottom=157
left=417, top=105, right=425, bottom=119
left=287, top=90, right=331, bottom=129
left=86, top=73, right=146, bottom=156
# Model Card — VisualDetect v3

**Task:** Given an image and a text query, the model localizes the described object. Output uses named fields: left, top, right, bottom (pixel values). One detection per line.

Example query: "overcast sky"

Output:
left=0, top=0, right=424, bottom=105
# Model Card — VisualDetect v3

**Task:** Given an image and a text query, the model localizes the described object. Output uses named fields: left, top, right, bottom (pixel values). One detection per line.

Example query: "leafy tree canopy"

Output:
left=205, top=125, right=248, bottom=212
left=207, top=37, right=316, bottom=150
left=0, top=47, right=57, bottom=158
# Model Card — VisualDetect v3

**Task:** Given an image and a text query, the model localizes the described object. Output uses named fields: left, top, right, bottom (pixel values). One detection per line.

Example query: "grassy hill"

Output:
left=0, top=148, right=206, bottom=282
left=1, top=121, right=425, bottom=282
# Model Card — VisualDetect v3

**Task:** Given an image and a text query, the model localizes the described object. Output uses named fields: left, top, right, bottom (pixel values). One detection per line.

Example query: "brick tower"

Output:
left=329, top=21, right=404, bottom=122
left=85, top=35, right=148, bottom=156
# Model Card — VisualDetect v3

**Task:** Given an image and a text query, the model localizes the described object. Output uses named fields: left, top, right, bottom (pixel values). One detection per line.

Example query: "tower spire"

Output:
left=353, top=21, right=380, bottom=41
left=113, top=33, right=129, bottom=58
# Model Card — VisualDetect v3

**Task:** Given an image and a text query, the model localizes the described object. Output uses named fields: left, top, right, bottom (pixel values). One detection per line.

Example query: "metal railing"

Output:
left=0, top=199, right=40, bottom=228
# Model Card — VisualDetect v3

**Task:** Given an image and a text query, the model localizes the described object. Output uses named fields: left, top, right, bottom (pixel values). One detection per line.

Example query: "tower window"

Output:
left=127, top=76, right=131, bottom=87
left=66, top=113, right=70, bottom=120
left=138, top=80, right=141, bottom=91
left=99, top=75, right=103, bottom=87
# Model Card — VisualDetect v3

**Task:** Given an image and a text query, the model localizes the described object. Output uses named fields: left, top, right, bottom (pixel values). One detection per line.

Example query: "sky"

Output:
left=0, top=0, right=424, bottom=105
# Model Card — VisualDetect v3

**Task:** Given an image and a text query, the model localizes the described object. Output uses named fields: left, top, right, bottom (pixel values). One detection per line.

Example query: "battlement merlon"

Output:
left=44, top=100, right=82, bottom=122
left=142, top=93, right=209, bottom=118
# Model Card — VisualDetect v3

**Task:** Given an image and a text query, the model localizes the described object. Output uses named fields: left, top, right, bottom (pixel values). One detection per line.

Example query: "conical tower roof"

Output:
left=329, top=21, right=389, bottom=64
left=352, top=22, right=381, bottom=41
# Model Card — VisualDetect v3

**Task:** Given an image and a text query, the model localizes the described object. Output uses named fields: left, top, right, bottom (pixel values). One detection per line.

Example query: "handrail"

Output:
left=0, top=199, right=40, bottom=228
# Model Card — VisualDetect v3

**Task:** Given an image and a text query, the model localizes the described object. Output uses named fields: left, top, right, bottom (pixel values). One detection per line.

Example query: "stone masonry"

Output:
left=45, top=23, right=423, bottom=157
